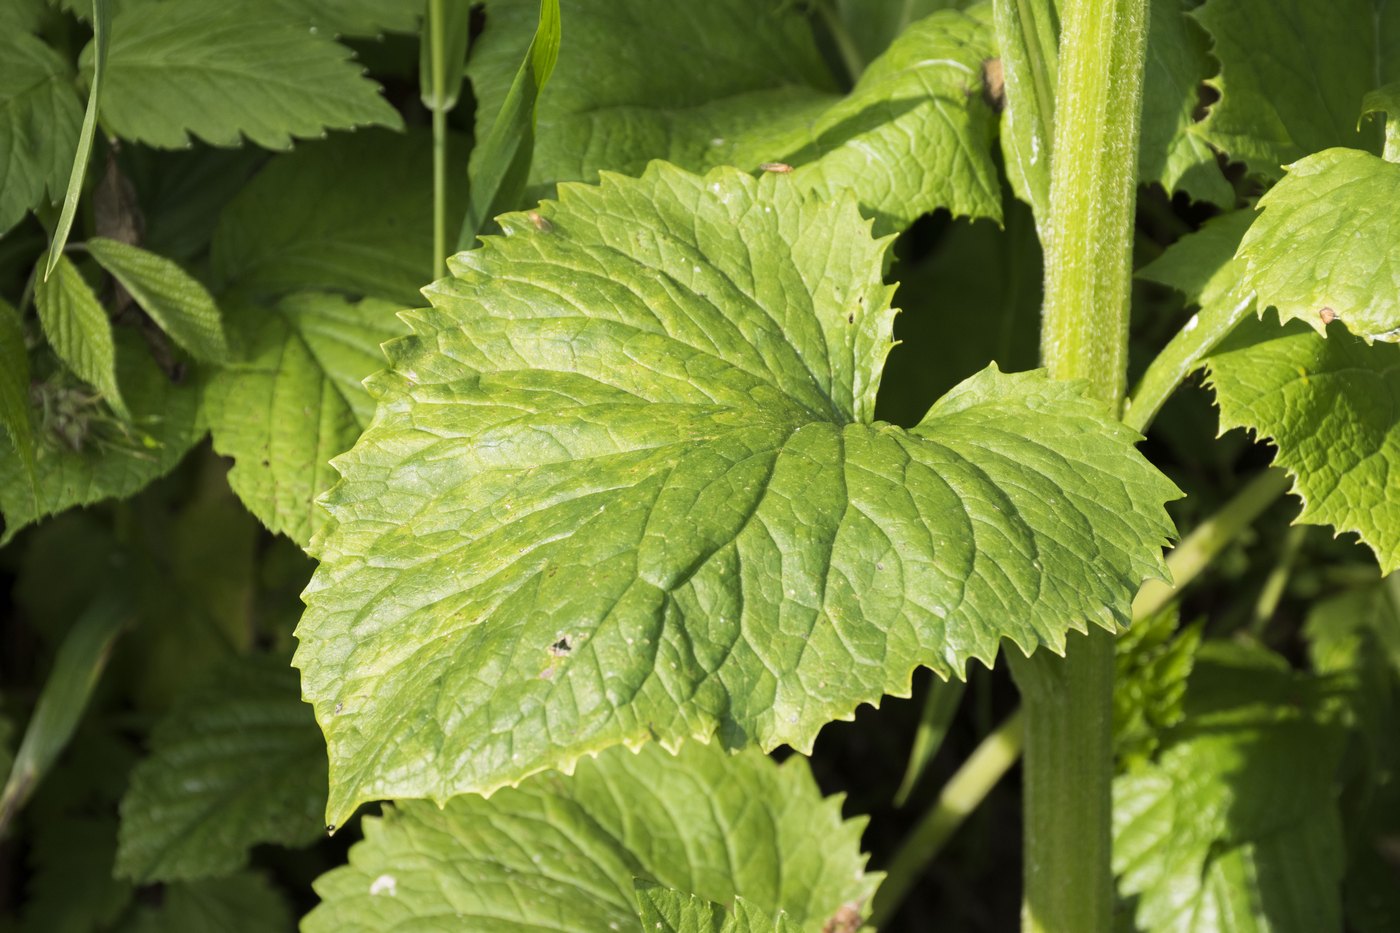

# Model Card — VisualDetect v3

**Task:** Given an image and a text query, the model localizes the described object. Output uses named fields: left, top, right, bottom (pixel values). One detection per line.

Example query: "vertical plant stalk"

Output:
left=1018, top=1, right=1150, bottom=932
left=420, top=0, right=471, bottom=278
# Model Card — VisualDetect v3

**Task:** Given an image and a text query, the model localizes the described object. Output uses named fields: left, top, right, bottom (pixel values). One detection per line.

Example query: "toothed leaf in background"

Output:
left=1205, top=314, right=1400, bottom=573
left=1190, top=0, right=1390, bottom=178
left=0, top=298, right=36, bottom=497
left=303, top=742, right=876, bottom=933
left=1113, top=642, right=1347, bottom=933
left=83, top=0, right=401, bottom=149
left=204, top=292, right=407, bottom=547
left=0, top=34, right=83, bottom=236
left=212, top=131, right=456, bottom=304
left=634, top=885, right=800, bottom=933
left=86, top=237, right=229, bottom=362
left=0, top=329, right=203, bottom=544
left=33, top=256, right=128, bottom=420
left=1237, top=148, right=1400, bottom=343
left=295, top=162, right=1178, bottom=822
left=260, top=0, right=422, bottom=36
left=467, top=0, right=1002, bottom=233
left=115, top=657, right=326, bottom=882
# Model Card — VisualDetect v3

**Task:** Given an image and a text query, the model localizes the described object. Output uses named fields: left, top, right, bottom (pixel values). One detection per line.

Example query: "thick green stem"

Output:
left=1021, top=1, right=1149, bottom=931
left=427, top=0, right=448, bottom=279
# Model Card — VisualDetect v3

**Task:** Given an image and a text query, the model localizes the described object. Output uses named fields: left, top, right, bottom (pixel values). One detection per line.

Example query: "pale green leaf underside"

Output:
left=1206, top=315, right=1400, bottom=573
left=635, top=885, right=798, bottom=933
left=469, top=0, right=1001, bottom=232
left=0, top=33, right=83, bottom=235
left=1114, top=643, right=1346, bottom=932
left=115, top=657, right=326, bottom=883
left=0, top=330, right=203, bottom=544
left=86, top=237, right=229, bottom=362
left=1238, top=148, right=1400, bottom=342
left=34, top=256, right=128, bottom=420
left=83, top=0, right=401, bottom=149
left=296, top=162, right=1177, bottom=822
left=204, top=291, right=407, bottom=547
left=303, top=741, right=875, bottom=933
left=1191, top=0, right=1388, bottom=178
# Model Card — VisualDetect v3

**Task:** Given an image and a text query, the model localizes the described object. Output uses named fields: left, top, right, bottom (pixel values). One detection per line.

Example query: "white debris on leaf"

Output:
left=369, top=874, right=398, bottom=896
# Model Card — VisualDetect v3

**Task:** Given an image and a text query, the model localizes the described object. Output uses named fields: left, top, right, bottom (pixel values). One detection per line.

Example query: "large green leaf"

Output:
left=303, top=742, right=876, bottom=933
left=1205, top=315, right=1400, bottom=573
left=211, top=131, right=453, bottom=304
left=33, top=256, right=128, bottom=420
left=263, top=0, right=421, bottom=36
left=295, top=162, right=1178, bottom=822
left=1113, top=642, right=1347, bottom=932
left=1237, top=148, right=1400, bottom=343
left=1191, top=0, right=1388, bottom=178
left=0, top=329, right=203, bottom=544
left=205, top=292, right=407, bottom=547
left=634, top=885, right=798, bottom=933
left=467, top=0, right=1001, bottom=232
left=0, top=34, right=83, bottom=236
left=83, top=0, right=401, bottom=149
left=115, top=657, right=326, bottom=882
left=87, top=237, right=230, bottom=362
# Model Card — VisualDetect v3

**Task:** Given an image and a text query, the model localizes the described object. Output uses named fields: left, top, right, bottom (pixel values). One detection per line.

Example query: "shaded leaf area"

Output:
left=304, top=742, right=876, bottom=933
left=0, top=32, right=82, bottom=235
left=1114, top=607, right=1201, bottom=768
left=1191, top=0, right=1399, bottom=178
left=205, top=293, right=407, bottom=547
left=635, top=885, right=799, bottom=933
left=468, top=0, right=1002, bottom=232
left=83, top=0, right=401, bottom=149
left=1114, top=642, right=1348, bottom=932
left=0, top=330, right=203, bottom=545
left=1237, top=148, right=1400, bottom=343
left=116, top=656, right=326, bottom=883
left=1205, top=314, right=1400, bottom=574
left=296, top=162, right=1177, bottom=821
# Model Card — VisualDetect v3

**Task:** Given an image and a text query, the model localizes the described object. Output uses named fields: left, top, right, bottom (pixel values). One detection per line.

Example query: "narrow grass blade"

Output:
left=455, top=0, right=559, bottom=249
left=44, top=0, right=110, bottom=281
left=893, top=678, right=965, bottom=808
left=420, top=0, right=473, bottom=276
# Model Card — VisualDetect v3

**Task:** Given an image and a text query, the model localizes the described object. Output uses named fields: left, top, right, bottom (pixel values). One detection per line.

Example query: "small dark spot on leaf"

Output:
left=326, top=824, right=337, bottom=835
left=261, top=459, right=270, bottom=467
left=847, top=313, right=855, bottom=324
left=550, top=637, right=572, bottom=656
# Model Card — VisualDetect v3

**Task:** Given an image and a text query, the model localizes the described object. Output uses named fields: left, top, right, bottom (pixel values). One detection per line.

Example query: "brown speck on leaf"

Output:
left=527, top=210, right=552, bottom=232
left=759, top=161, right=793, bottom=174
left=822, top=902, right=863, bottom=933
left=1318, top=306, right=1337, bottom=325
left=549, top=637, right=572, bottom=656
left=981, top=58, right=1005, bottom=111
left=847, top=313, right=855, bottom=324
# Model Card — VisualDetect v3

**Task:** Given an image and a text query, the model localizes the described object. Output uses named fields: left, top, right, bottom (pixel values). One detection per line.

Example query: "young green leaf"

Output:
left=468, top=0, right=1002, bottom=233
left=86, top=237, right=229, bottom=362
left=295, top=162, right=1178, bottom=822
left=0, top=34, right=83, bottom=236
left=212, top=131, right=456, bottom=304
left=1113, top=607, right=1201, bottom=766
left=303, top=742, right=877, bottom=932
left=458, top=0, right=559, bottom=247
left=34, top=255, right=128, bottom=420
left=992, top=0, right=1058, bottom=231
left=0, top=330, right=203, bottom=544
left=1205, top=315, right=1400, bottom=573
left=1114, top=642, right=1347, bottom=933
left=204, top=292, right=408, bottom=546
left=1191, top=0, right=1384, bottom=178
left=1237, top=148, right=1400, bottom=343
left=635, top=885, right=799, bottom=933
left=115, top=657, right=326, bottom=883
left=83, top=0, right=402, bottom=149
left=0, top=298, right=36, bottom=499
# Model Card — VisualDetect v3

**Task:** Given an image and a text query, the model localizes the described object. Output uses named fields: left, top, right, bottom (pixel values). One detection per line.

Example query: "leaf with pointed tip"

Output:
left=1190, top=0, right=1386, bottom=178
left=467, top=0, right=1002, bottom=232
left=0, top=33, right=83, bottom=236
left=205, top=292, right=407, bottom=546
left=86, top=237, right=229, bottom=362
left=1113, top=642, right=1347, bottom=933
left=83, top=0, right=401, bottom=149
left=1205, top=314, right=1400, bottom=573
left=303, top=742, right=876, bottom=933
left=635, top=885, right=799, bottom=933
left=1237, top=148, right=1400, bottom=343
left=295, top=162, right=1178, bottom=822
left=115, top=656, right=326, bottom=883
left=34, top=256, right=128, bottom=420
left=0, top=329, right=203, bottom=544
